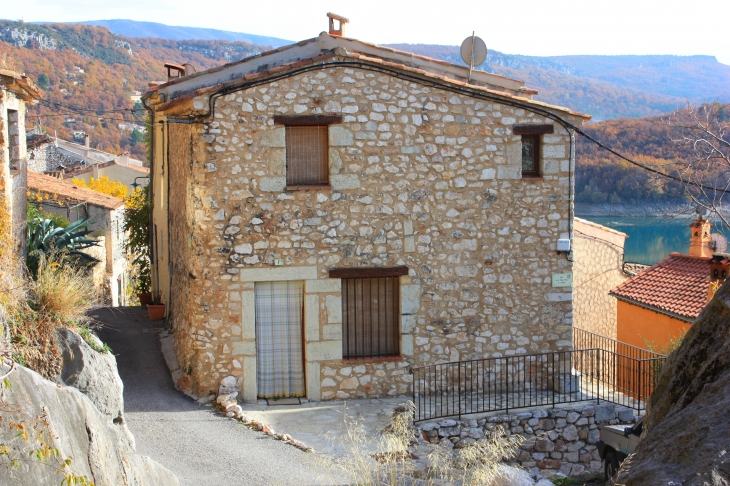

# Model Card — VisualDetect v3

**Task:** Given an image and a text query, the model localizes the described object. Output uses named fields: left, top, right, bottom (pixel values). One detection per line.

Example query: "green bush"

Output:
left=27, top=205, right=70, bottom=229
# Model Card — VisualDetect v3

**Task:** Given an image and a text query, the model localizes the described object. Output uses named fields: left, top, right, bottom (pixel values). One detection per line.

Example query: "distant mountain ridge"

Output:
left=387, top=44, right=730, bottom=120
left=58, top=19, right=292, bottom=48
left=22, top=19, right=729, bottom=120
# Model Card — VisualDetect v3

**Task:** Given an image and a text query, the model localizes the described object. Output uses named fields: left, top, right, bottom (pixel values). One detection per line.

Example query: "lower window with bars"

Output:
left=341, top=276, right=400, bottom=359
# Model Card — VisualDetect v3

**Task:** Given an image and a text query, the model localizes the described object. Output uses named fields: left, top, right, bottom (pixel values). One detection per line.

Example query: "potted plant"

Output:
left=135, top=265, right=152, bottom=306
left=147, top=291, right=166, bottom=321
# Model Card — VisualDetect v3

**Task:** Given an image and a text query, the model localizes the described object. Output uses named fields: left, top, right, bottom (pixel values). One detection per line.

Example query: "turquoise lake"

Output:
left=575, top=215, right=728, bottom=266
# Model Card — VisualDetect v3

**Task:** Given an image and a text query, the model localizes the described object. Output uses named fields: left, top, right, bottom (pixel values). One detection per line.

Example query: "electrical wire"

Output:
left=5, top=60, right=728, bottom=196
left=159, top=58, right=730, bottom=196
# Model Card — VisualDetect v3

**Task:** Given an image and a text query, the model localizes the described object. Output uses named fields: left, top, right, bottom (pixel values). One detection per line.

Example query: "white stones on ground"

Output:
left=220, top=376, right=236, bottom=388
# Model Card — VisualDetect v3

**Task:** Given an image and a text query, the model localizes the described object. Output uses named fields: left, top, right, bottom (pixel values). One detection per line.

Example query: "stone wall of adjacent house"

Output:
left=163, top=64, right=584, bottom=400
left=167, top=123, right=202, bottom=388
left=27, top=142, right=85, bottom=173
left=573, top=218, right=629, bottom=340
left=418, top=403, right=636, bottom=479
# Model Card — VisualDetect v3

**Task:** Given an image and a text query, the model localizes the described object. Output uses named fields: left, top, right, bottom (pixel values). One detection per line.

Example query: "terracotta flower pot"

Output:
left=137, top=292, right=152, bottom=306
left=147, top=304, right=166, bottom=321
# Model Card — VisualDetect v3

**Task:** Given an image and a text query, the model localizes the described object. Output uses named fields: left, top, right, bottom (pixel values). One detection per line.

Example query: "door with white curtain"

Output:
left=254, top=280, right=305, bottom=398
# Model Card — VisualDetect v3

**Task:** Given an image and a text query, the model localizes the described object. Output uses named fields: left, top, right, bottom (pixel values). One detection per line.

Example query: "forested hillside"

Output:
left=72, top=19, right=290, bottom=47
left=388, top=44, right=730, bottom=120
left=0, top=20, right=267, bottom=159
left=575, top=113, right=693, bottom=204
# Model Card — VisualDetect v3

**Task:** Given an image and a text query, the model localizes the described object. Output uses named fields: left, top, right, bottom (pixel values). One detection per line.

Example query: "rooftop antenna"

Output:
left=460, top=32, right=487, bottom=83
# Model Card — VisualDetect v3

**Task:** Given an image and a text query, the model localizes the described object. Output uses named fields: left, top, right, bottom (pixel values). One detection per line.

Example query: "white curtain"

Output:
left=255, top=281, right=305, bottom=398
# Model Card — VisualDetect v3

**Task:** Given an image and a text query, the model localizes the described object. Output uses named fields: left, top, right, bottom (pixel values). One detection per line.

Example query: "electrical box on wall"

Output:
left=557, top=239, right=571, bottom=252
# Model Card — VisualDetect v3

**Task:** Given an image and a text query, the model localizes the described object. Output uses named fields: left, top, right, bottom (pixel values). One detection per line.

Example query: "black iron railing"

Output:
left=573, top=327, right=666, bottom=362
left=411, top=347, right=666, bottom=422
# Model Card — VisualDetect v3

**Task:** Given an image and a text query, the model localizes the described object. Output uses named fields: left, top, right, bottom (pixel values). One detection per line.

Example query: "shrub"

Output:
left=124, top=186, right=151, bottom=293
left=26, top=204, right=69, bottom=228
left=320, top=401, right=526, bottom=485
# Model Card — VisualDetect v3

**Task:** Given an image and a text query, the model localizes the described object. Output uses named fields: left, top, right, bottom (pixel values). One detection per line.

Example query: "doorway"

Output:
left=254, top=280, right=305, bottom=398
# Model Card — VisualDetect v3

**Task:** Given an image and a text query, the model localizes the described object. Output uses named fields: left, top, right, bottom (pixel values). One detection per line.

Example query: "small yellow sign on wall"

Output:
left=551, top=273, right=573, bottom=287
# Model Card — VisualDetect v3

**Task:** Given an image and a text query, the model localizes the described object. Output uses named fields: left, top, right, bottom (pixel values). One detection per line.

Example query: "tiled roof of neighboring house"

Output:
left=146, top=34, right=590, bottom=122
left=55, top=139, right=146, bottom=167
left=610, top=253, right=711, bottom=321
left=27, top=171, right=124, bottom=210
left=63, top=159, right=150, bottom=178
left=623, top=262, right=650, bottom=276
left=26, top=133, right=53, bottom=150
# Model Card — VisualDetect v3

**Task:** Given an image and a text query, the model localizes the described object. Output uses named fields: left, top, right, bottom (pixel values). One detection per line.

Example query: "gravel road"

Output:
left=95, top=307, right=338, bottom=486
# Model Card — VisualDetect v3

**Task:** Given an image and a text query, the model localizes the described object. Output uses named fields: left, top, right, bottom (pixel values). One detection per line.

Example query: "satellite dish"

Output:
left=460, top=34, right=487, bottom=68
left=710, top=233, right=728, bottom=253
left=695, top=205, right=711, bottom=218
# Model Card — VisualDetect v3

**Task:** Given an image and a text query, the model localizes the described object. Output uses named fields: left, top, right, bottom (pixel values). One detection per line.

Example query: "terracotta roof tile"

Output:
left=27, top=171, right=124, bottom=210
left=610, top=253, right=711, bottom=320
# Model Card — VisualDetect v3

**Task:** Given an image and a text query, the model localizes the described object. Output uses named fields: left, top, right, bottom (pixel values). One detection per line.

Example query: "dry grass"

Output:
left=29, top=253, right=99, bottom=326
left=6, top=253, right=100, bottom=379
left=319, top=401, right=527, bottom=486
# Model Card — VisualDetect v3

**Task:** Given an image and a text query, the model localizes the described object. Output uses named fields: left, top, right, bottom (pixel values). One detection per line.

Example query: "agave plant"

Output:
left=26, top=217, right=100, bottom=276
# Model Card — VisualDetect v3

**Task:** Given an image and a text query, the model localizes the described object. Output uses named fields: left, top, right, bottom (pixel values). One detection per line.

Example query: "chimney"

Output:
left=688, top=216, right=713, bottom=258
left=327, top=13, right=349, bottom=37
left=708, top=255, right=730, bottom=301
left=84, top=133, right=90, bottom=148
left=164, top=62, right=186, bottom=82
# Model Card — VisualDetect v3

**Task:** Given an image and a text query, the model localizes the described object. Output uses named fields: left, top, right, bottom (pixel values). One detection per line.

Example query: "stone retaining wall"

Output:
left=417, top=403, right=636, bottom=478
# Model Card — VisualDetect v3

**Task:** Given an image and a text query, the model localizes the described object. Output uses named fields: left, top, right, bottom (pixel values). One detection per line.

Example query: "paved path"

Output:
left=94, top=307, right=336, bottom=486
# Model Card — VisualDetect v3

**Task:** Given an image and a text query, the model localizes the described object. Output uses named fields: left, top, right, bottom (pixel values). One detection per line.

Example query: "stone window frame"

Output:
left=514, top=124, right=554, bottom=179
left=329, top=266, right=409, bottom=361
left=272, top=115, right=343, bottom=191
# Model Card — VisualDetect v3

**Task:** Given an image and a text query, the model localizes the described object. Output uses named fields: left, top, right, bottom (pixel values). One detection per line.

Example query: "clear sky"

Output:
left=6, top=0, right=730, bottom=65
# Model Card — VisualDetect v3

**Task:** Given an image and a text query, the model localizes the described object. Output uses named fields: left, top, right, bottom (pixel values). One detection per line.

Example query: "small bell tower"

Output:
left=689, top=216, right=713, bottom=258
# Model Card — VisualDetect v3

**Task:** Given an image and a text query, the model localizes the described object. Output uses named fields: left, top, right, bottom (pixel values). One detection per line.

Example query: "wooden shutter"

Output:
left=342, top=276, right=400, bottom=358
left=285, top=125, right=329, bottom=186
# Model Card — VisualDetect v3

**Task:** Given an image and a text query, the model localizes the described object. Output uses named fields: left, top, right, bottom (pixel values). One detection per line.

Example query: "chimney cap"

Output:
left=327, top=12, right=349, bottom=23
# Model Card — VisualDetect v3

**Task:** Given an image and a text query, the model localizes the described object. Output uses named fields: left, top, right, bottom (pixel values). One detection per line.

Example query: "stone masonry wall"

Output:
left=418, top=403, right=636, bottom=479
left=573, top=218, right=629, bottom=339
left=163, top=63, right=584, bottom=400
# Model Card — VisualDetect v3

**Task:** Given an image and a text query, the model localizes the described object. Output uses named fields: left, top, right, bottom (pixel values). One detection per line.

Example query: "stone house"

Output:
left=27, top=171, right=129, bottom=306
left=143, top=19, right=590, bottom=402
left=0, top=69, right=42, bottom=260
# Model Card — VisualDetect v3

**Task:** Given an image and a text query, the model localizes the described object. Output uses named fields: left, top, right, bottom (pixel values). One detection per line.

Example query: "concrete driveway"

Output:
left=94, top=307, right=337, bottom=486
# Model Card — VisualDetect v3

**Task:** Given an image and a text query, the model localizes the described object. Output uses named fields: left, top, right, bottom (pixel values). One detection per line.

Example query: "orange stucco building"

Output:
left=610, top=217, right=729, bottom=351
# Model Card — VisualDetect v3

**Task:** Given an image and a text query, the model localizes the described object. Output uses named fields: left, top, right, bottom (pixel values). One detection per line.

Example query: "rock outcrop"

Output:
left=1, top=363, right=178, bottom=485
left=56, top=328, right=125, bottom=421
left=615, top=279, right=730, bottom=485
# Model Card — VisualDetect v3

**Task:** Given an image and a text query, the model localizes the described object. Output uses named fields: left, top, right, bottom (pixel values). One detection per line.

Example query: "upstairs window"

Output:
left=285, top=125, right=329, bottom=187
left=273, top=115, right=343, bottom=189
left=513, top=124, right=555, bottom=179
left=521, top=135, right=540, bottom=177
